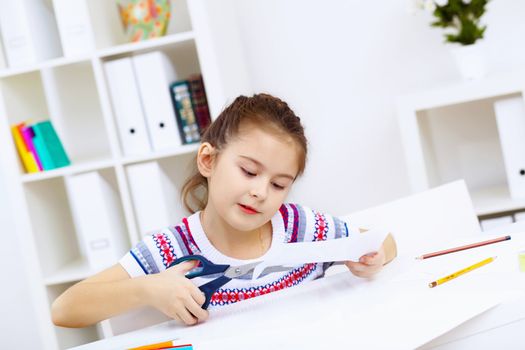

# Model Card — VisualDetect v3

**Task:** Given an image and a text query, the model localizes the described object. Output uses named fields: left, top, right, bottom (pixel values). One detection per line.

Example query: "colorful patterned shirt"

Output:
left=119, top=203, right=358, bottom=307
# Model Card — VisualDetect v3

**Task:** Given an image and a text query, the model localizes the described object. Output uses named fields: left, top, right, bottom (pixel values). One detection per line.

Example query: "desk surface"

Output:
left=72, top=231, right=525, bottom=350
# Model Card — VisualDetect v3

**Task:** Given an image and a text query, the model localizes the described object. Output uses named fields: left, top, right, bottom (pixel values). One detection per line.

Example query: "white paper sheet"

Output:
left=252, top=228, right=389, bottom=278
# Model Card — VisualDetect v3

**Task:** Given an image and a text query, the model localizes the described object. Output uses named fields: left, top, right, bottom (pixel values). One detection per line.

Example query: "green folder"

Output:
left=32, top=121, right=71, bottom=170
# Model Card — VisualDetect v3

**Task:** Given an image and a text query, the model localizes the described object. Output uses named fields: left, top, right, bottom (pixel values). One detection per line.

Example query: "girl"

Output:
left=52, top=93, right=397, bottom=327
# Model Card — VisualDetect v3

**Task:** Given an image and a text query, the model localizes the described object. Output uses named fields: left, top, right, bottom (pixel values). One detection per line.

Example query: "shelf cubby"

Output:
left=397, top=69, right=525, bottom=217
left=0, top=71, right=49, bottom=126
left=86, top=0, right=192, bottom=51
left=416, top=93, right=520, bottom=192
left=23, top=177, right=80, bottom=279
left=40, top=61, right=113, bottom=164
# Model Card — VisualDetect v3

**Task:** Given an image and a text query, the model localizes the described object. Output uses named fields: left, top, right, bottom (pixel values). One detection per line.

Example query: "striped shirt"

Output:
left=119, top=203, right=358, bottom=307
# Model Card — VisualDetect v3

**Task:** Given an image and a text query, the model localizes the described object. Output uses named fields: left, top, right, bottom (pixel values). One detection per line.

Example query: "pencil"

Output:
left=128, top=341, right=192, bottom=350
left=416, top=235, right=511, bottom=260
left=428, top=256, right=496, bottom=288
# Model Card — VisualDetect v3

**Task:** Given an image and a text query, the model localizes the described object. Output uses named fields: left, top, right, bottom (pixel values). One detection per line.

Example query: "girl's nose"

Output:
left=249, top=180, right=268, bottom=200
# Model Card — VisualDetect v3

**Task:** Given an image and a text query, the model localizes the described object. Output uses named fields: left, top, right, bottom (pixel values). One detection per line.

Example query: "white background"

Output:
left=231, top=0, right=525, bottom=215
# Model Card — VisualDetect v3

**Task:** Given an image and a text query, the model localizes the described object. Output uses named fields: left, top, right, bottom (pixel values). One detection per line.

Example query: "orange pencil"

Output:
left=416, top=235, right=511, bottom=260
left=128, top=340, right=192, bottom=350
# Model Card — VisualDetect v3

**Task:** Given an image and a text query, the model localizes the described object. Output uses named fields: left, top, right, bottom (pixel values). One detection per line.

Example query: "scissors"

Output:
left=168, top=255, right=292, bottom=309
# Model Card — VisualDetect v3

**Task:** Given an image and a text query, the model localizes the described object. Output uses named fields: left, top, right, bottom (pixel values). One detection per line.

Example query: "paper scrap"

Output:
left=252, top=228, right=389, bottom=278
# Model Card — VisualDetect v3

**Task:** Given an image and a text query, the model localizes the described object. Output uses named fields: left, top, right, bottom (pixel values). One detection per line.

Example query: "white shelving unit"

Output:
left=0, top=1, right=250, bottom=349
left=396, top=69, right=525, bottom=221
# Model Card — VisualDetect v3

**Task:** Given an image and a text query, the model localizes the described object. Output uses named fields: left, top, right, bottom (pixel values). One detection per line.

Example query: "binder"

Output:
left=53, top=0, right=96, bottom=57
left=67, top=171, right=128, bottom=268
left=126, top=161, right=179, bottom=236
left=132, top=51, right=182, bottom=151
left=0, top=0, right=61, bottom=68
left=170, top=80, right=201, bottom=144
left=494, top=97, right=525, bottom=199
left=104, top=57, right=152, bottom=156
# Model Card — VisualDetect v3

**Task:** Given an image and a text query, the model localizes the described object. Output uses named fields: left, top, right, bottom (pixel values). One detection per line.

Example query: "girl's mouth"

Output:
left=238, top=204, right=259, bottom=214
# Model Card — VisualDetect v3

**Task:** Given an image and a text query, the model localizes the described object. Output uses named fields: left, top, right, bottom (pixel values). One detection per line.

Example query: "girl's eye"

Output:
left=272, top=183, right=285, bottom=190
left=241, top=167, right=256, bottom=177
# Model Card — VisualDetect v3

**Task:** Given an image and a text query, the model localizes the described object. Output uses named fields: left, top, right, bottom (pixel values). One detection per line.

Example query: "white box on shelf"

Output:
left=0, top=0, right=62, bottom=68
left=132, top=51, right=182, bottom=151
left=104, top=57, right=152, bottom=156
left=126, top=161, right=179, bottom=236
left=494, top=97, right=525, bottom=199
left=479, top=215, right=513, bottom=232
left=66, top=171, right=128, bottom=268
left=52, top=0, right=95, bottom=57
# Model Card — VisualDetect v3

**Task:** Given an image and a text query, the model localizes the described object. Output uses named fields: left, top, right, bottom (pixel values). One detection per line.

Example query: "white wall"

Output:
left=230, top=0, right=525, bottom=216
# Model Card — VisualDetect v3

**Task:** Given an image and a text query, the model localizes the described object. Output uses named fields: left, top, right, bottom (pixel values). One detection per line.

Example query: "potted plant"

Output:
left=415, top=0, right=490, bottom=80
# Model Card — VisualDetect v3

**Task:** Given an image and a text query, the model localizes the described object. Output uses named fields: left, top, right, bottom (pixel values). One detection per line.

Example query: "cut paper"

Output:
left=252, top=228, right=389, bottom=279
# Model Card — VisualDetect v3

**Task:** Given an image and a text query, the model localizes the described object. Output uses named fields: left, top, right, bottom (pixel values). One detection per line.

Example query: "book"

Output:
left=31, top=120, right=71, bottom=170
left=11, top=123, right=40, bottom=173
left=188, top=74, right=212, bottom=134
left=19, top=125, right=43, bottom=171
left=169, top=80, right=200, bottom=144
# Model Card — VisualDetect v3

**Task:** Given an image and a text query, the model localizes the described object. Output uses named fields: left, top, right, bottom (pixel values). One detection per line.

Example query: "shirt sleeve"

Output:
left=119, top=227, right=185, bottom=278
left=281, top=203, right=362, bottom=274
left=281, top=203, right=360, bottom=243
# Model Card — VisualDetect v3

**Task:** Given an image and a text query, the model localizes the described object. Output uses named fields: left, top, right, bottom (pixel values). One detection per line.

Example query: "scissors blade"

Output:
left=223, top=261, right=262, bottom=279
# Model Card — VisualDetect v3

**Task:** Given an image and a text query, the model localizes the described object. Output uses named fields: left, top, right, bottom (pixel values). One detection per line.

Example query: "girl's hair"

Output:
left=181, top=93, right=307, bottom=213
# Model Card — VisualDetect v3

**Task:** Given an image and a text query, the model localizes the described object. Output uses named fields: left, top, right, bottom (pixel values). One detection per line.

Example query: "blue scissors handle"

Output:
left=168, top=255, right=232, bottom=309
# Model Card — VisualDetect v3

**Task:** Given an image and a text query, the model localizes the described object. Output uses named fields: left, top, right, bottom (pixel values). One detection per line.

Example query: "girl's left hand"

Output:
left=345, top=247, right=386, bottom=278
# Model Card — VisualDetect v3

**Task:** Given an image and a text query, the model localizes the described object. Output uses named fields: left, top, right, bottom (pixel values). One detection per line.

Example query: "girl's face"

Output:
left=201, top=123, right=301, bottom=232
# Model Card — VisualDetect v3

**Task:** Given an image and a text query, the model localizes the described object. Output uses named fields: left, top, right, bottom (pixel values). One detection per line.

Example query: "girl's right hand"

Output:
left=142, top=260, right=209, bottom=325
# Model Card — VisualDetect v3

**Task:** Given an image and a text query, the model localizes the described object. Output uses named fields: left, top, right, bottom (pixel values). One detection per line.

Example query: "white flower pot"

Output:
left=450, top=42, right=487, bottom=81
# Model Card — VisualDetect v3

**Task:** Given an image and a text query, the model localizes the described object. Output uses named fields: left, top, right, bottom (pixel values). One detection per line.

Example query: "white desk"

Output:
left=421, top=225, right=525, bottom=349
left=72, top=230, right=525, bottom=350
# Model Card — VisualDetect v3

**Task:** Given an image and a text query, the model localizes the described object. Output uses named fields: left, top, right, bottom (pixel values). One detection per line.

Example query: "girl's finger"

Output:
left=190, top=287, right=206, bottom=306
left=186, top=295, right=209, bottom=322
left=177, top=307, right=198, bottom=325
left=171, top=313, right=183, bottom=324
left=178, top=260, right=200, bottom=273
left=346, top=261, right=366, bottom=272
left=359, top=252, right=378, bottom=264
